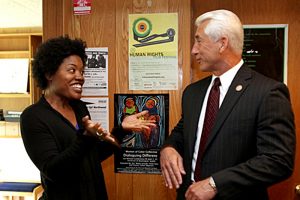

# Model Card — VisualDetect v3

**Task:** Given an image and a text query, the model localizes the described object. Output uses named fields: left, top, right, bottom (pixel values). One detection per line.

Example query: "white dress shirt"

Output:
left=191, top=59, right=244, bottom=181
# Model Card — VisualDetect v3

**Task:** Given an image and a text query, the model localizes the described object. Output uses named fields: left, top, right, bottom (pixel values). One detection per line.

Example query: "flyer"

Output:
left=114, top=94, right=169, bottom=174
left=83, top=47, right=108, bottom=96
left=128, top=13, right=178, bottom=90
left=81, top=97, right=109, bottom=130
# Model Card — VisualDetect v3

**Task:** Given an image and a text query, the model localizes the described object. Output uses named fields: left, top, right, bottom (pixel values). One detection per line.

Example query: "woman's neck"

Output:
left=44, top=91, right=70, bottom=110
left=45, top=93, right=77, bottom=127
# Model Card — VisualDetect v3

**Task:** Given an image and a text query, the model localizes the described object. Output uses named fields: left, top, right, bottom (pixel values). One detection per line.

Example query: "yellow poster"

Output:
left=129, top=13, right=178, bottom=90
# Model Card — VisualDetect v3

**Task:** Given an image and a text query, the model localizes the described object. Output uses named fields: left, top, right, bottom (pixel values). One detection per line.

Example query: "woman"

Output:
left=20, top=36, right=155, bottom=200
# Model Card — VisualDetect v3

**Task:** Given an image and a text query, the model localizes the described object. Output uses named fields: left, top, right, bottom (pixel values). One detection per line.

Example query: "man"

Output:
left=160, top=9, right=295, bottom=200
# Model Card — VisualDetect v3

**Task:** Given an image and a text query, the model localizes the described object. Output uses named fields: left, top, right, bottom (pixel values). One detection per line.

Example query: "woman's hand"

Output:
left=121, top=110, right=157, bottom=132
left=82, top=116, right=120, bottom=147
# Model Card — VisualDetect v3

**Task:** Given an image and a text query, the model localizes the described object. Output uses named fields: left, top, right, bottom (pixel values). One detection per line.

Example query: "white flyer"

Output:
left=83, top=47, right=108, bottom=96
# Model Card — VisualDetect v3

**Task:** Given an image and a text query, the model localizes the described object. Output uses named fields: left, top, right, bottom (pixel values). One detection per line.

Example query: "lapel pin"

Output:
left=235, top=85, right=243, bottom=92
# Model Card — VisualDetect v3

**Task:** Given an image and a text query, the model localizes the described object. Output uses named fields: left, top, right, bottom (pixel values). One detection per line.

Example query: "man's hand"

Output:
left=185, top=178, right=217, bottom=200
left=160, top=147, right=186, bottom=189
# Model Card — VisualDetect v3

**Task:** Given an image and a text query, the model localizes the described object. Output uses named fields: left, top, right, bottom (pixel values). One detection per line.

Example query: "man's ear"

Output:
left=219, top=36, right=229, bottom=52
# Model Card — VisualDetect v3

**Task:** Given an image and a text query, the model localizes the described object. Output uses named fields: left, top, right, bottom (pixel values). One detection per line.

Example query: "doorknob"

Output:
left=296, top=185, right=300, bottom=195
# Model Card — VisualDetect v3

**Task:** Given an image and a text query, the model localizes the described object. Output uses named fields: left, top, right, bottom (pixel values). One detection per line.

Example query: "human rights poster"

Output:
left=114, top=94, right=169, bottom=174
left=243, top=24, right=287, bottom=83
left=128, top=13, right=178, bottom=90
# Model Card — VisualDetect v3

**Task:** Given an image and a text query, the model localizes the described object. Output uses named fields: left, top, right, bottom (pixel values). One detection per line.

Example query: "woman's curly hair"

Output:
left=32, top=35, right=87, bottom=89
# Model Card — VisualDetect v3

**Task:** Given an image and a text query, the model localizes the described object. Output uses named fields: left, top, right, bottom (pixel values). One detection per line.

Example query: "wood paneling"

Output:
left=115, top=1, right=133, bottom=199
left=43, top=0, right=191, bottom=199
left=42, top=0, right=299, bottom=199
left=113, top=0, right=191, bottom=199
left=42, top=0, right=64, bottom=39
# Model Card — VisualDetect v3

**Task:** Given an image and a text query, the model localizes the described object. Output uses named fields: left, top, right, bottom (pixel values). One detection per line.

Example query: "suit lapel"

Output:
left=205, top=65, right=253, bottom=151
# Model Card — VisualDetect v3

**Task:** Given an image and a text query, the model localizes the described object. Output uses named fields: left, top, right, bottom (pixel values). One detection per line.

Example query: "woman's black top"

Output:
left=20, top=96, right=123, bottom=200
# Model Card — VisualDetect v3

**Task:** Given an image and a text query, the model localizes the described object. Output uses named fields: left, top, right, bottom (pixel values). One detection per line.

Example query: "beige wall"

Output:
left=43, top=0, right=300, bottom=199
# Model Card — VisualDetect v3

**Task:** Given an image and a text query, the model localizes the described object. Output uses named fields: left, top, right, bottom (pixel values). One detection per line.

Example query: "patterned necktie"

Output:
left=194, top=77, right=221, bottom=181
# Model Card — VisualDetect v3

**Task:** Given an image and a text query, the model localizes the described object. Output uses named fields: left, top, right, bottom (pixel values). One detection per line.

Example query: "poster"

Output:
left=114, top=94, right=169, bottom=174
left=129, top=13, right=178, bottom=90
left=81, top=97, right=109, bottom=130
left=243, top=24, right=287, bottom=83
left=83, top=47, right=108, bottom=96
left=73, top=0, right=92, bottom=15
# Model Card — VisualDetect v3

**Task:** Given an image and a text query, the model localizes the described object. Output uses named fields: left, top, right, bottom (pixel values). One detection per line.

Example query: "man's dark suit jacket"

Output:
left=164, top=64, right=295, bottom=200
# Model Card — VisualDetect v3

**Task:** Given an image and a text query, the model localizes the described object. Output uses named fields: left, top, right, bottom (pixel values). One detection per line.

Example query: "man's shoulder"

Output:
left=183, top=76, right=211, bottom=94
left=187, top=76, right=211, bottom=89
left=247, top=67, right=284, bottom=89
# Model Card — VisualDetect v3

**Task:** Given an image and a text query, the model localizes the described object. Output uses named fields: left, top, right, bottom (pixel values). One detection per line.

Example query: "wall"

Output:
left=43, top=0, right=300, bottom=199
left=43, top=0, right=190, bottom=199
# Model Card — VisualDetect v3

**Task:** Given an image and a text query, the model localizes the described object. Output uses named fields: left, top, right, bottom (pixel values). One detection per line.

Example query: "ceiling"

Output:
left=0, top=0, right=42, bottom=28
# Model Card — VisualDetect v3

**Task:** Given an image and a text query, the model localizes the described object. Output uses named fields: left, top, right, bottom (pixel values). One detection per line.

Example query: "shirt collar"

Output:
left=212, top=59, right=244, bottom=91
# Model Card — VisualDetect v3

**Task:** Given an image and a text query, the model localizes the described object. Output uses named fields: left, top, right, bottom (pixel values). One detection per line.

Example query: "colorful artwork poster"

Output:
left=128, top=13, right=178, bottom=90
left=114, top=94, right=169, bottom=174
left=243, top=25, right=287, bottom=83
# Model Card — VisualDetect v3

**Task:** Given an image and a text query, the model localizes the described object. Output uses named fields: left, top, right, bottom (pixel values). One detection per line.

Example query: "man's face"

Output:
left=191, top=20, right=222, bottom=72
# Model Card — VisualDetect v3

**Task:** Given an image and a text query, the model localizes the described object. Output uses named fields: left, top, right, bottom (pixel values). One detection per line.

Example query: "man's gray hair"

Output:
left=195, top=9, right=244, bottom=54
